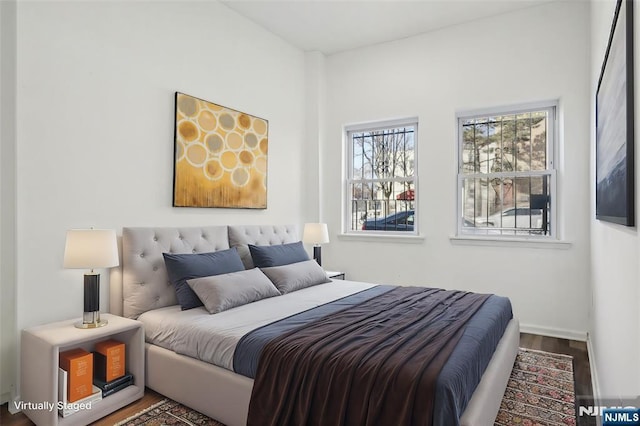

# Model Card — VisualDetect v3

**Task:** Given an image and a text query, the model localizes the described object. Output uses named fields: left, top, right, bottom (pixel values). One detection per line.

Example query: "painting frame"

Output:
left=172, top=92, right=268, bottom=209
left=596, top=0, right=634, bottom=226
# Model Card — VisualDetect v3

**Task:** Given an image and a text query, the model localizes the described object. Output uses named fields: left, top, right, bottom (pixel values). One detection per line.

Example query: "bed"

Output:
left=109, top=225, right=519, bottom=426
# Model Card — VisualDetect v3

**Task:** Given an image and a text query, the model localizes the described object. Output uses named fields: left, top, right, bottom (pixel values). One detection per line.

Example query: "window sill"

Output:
left=338, top=233, right=425, bottom=244
left=449, top=235, right=571, bottom=249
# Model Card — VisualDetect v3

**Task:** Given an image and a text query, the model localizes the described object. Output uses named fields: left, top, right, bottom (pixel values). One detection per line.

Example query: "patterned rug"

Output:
left=114, top=399, right=224, bottom=426
left=116, top=348, right=576, bottom=426
left=495, top=348, right=576, bottom=426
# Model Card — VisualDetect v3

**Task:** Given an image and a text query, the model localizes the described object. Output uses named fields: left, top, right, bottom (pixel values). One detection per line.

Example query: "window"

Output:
left=457, top=103, right=556, bottom=237
left=345, top=118, right=418, bottom=234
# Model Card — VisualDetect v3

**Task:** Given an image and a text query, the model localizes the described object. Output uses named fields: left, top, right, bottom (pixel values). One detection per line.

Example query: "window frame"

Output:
left=455, top=101, right=558, bottom=239
left=344, top=117, right=419, bottom=236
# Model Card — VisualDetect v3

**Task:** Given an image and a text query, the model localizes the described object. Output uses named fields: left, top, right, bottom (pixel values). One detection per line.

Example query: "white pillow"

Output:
left=187, top=268, right=280, bottom=314
left=261, top=260, right=331, bottom=294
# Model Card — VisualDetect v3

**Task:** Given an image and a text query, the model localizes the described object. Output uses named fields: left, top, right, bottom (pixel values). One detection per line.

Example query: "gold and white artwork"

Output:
left=173, top=93, right=268, bottom=208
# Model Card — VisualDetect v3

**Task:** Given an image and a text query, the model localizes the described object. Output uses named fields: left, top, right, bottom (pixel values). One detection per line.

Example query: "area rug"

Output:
left=114, top=399, right=224, bottom=426
left=116, top=348, right=576, bottom=426
left=495, top=348, right=577, bottom=426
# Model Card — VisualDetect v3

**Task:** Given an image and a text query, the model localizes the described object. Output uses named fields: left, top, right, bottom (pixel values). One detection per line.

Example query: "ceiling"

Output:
left=222, top=0, right=554, bottom=55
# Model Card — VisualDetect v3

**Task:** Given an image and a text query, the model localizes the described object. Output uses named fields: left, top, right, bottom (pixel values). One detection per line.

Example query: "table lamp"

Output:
left=302, top=223, right=329, bottom=266
left=63, top=229, right=119, bottom=329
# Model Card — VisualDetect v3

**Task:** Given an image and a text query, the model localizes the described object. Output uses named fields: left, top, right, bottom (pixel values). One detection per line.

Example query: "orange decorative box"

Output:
left=94, top=339, right=125, bottom=382
left=59, top=348, right=93, bottom=403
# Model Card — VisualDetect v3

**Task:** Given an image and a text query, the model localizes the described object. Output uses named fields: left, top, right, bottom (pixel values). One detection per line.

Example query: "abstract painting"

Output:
left=596, top=0, right=634, bottom=226
left=173, top=93, right=268, bottom=208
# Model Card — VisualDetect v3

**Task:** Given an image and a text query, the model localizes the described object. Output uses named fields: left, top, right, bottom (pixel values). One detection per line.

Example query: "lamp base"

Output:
left=75, top=310, right=107, bottom=329
left=313, top=245, right=322, bottom=266
left=75, top=319, right=108, bottom=329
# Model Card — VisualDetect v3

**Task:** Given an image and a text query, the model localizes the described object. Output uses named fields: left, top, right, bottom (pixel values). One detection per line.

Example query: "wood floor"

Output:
left=0, top=388, right=166, bottom=426
left=1, top=333, right=595, bottom=426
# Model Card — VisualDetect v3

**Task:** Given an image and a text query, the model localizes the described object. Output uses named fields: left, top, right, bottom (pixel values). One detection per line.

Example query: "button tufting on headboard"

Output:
left=118, top=225, right=297, bottom=319
left=121, top=226, right=229, bottom=319
left=228, top=225, right=298, bottom=269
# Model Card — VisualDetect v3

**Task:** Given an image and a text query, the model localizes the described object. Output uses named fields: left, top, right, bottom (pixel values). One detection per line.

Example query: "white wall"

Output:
left=0, top=0, right=17, bottom=405
left=303, top=51, right=326, bottom=221
left=321, top=1, right=592, bottom=337
left=590, top=0, right=640, bottom=399
left=8, top=0, right=306, bottom=396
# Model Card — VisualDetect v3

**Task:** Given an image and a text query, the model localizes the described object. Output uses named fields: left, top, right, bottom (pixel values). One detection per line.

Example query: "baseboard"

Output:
left=585, top=333, right=602, bottom=426
left=520, top=323, right=588, bottom=341
left=586, top=333, right=601, bottom=400
left=5, top=392, right=20, bottom=415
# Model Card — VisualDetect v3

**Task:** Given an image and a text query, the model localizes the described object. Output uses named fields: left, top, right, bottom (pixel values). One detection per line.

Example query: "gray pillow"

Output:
left=261, top=260, right=331, bottom=294
left=187, top=268, right=281, bottom=314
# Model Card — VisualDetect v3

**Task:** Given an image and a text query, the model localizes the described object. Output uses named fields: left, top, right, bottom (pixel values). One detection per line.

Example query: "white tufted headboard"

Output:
left=110, top=225, right=298, bottom=319
left=228, top=225, right=299, bottom=269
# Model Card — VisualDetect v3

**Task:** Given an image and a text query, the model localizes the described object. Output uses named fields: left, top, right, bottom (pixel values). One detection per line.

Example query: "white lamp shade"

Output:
left=302, top=223, right=330, bottom=245
left=63, top=229, right=119, bottom=269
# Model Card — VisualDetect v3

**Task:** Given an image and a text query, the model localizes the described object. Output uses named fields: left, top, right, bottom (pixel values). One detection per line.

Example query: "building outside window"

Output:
left=457, top=102, right=557, bottom=238
left=345, top=118, right=418, bottom=234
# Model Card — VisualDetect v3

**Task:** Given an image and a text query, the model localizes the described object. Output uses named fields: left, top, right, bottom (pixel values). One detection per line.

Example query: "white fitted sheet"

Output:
left=138, top=280, right=375, bottom=371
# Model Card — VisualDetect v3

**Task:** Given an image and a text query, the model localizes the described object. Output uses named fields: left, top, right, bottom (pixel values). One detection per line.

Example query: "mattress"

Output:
left=138, top=280, right=375, bottom=370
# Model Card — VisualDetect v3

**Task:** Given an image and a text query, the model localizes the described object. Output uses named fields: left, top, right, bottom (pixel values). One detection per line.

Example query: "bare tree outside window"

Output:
left=347, top=120, right=417, bottom=233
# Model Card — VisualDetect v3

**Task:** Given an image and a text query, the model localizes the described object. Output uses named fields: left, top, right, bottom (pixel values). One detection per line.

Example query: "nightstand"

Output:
left=20, top=313, right=144, bottom=426
left=326, top=271, right=346, bottom=280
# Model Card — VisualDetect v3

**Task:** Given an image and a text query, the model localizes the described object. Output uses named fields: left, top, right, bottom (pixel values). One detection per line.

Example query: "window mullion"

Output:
left=460, top=170, right=551, bottom=180
left=350, top=178, right=414, bottom=184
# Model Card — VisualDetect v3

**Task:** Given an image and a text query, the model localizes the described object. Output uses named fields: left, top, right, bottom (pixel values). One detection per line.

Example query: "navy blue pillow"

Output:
left=163, top=248, right=245, bottom=310
left=248, top=241, right=309, bottom=268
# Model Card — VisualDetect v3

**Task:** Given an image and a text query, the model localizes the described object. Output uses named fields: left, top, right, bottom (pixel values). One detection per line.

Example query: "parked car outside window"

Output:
left=362, top=210, right=414, bottom=231
left=475, top=207, right=542, bottom=229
